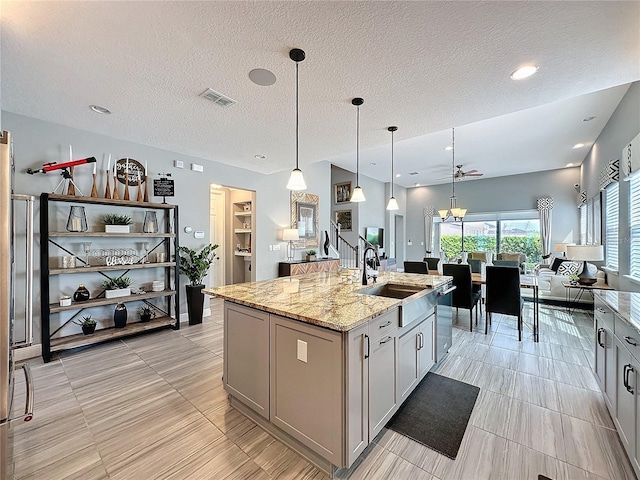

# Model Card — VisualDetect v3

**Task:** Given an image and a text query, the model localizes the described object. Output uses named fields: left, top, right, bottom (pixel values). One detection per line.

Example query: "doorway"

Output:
left=209, top=186, right=225, bottom=287
left=394, top=214, right=404, bottom=267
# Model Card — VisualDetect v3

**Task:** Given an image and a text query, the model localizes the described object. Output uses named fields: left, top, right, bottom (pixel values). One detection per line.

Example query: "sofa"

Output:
left=533, top=259, right=606, bottom=305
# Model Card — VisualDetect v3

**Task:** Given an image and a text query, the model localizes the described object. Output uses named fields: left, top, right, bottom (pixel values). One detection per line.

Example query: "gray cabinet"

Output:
left=614, top=336, right=636, bottom=457
left=397, top=313, right=435, bottom=404
left=223, top=302, right=270, bottom=419
left=368, top=329, right=397, bottom=438
left=595, top=301, right=616, bottom=413
left=346, top=322, right=369, bottom=466
left=419, top=314, right=435, bottom=378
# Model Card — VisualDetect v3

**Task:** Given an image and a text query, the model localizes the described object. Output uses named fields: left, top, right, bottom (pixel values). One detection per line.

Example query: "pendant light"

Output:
left=286, top=48, right=307, bottom=191
left=438, top=128, right=467, bottom=221
left=350, top=98, right=366, bottom=202
left=386, top=126, right=399, bottom=210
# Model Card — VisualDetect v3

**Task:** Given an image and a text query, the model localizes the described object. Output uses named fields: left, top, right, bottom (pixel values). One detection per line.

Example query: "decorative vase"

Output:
left=306, top=255, right=316, bottom=262
left=73, top=284, right=90, bottom=302
left=324, top=231, right=330, bottom=256
left=105, top=287, right=131, bottom=299
left=142, top=211, right=158, bottom=233
left=105, top=225, right=130, bottom=233
left=114, top=303, right=127, bottom=328
left=82, top=324, right=96, bottom=335
left=140, top=313, right=152, bottom=323
left=185, top=284, right=205, bottom=325
left=66, top=206, right=88, bottom=232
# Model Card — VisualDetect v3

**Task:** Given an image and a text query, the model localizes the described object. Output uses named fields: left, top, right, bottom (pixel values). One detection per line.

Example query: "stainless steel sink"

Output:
left=358, top=283, right=437, bottom=327
left=358, top=283, right=424, bottom=300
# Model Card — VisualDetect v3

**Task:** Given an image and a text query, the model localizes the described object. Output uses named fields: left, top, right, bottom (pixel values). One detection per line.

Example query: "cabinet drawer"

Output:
left=369, top=309, right=399, bottom=339
left=615, top=316, right=640, bottom=363
left=595, top=302, right=614, bottom=332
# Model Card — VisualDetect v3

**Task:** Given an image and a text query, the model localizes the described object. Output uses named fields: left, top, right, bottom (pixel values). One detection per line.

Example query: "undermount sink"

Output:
left=358, top=283, right=424, bottom=300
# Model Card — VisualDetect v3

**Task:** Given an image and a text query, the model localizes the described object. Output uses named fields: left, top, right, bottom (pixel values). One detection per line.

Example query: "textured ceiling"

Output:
left=1, top=1, right=639, bottom=187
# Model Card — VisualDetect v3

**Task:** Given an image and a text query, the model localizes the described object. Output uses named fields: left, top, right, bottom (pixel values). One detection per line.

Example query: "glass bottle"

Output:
left=66, top=206, right=88, bottom=232
left=142, top=211, right=158, bottom=233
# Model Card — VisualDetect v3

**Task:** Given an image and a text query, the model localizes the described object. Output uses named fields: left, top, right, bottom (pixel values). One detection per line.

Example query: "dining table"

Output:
left=472, top=272, right=539, bottom=342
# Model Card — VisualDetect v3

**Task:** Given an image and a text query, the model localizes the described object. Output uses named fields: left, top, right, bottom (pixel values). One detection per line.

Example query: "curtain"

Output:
left=423, top=206, right=435, bottom=255
left=537, top=197, right=553, bottom=259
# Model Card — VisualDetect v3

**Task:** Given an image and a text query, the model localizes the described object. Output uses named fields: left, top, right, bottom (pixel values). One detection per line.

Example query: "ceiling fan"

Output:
left=453, top=164, right=483, bottom=180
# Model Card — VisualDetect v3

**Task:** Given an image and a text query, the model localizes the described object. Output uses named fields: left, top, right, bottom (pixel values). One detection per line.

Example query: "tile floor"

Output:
left=11, top=299, right=637, bottom=479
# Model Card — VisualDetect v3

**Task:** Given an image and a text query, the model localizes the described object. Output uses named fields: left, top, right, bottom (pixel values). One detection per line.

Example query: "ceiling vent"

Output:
left=409, top=171, right=419, bottom=175
left=200, top=88, right=237, bottom=108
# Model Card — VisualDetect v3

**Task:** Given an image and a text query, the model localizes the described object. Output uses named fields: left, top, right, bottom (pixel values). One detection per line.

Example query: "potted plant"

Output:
left=137, top=305, right=155, bottom=323
left=102, top=276, right=132, bottom=298
left=305, top=249, right=317, bottom=261
left=178, top=244, right=219, bottom=325
left=103, top=213, right=133, bottom=233
left=74, top=315, right=96, bottom=335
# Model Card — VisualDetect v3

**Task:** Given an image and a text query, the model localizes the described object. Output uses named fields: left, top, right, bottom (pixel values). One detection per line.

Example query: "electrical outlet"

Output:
left=174, top=160, right=184, bottom=168
left=421, top=241, right=424, bottom=245
left=191, top=163, right=204, bottom=172
left=269, top=245, right=273, bottom=251
left=273, top=244, right=281, bottom=251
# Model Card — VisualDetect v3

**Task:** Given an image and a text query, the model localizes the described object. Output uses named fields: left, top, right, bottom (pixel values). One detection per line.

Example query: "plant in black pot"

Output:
left=178, top=244, right=219, bottom=325
left=74, top=315, right=96, bottom=335
left=137, top=305, right=155, bottom=323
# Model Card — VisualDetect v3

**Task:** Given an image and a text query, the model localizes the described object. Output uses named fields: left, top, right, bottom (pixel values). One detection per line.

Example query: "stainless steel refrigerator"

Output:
left=1, top=130, right=35, bottom=480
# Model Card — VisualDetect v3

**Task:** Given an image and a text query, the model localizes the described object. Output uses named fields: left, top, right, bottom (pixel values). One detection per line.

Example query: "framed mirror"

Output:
left=291, top=191, right=319, bottom=247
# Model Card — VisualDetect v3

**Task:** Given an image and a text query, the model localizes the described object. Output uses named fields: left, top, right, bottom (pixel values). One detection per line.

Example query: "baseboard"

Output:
left=179, top=307, right=212, bottom=324
left=13, top=344, right=42, bottom=361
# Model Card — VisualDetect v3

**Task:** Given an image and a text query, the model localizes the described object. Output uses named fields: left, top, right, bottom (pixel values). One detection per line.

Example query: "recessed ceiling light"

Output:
left=248, top=69, right=276, bottom=86
left=510, top=64, right=539, bottom=80
left=89, top=105, right=111, bottom=114
left=572, top=143, right=585, bottom=149
left=370, top=162, right=377, bottom=166
left=583, top=116, right=596, bottom=122
left=445, top=146, right=453, bottom=151
left=415, top=183, right=421, bottom=187
left=254, top=154, right=266, bottom=159
left=395, top=173, right=401, bottom=178
left=566, top=163, right=574, bottom=167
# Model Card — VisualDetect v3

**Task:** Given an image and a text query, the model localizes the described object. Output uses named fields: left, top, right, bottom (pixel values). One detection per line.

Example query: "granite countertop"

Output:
left=595, top=290, right=640, bottom=334
left=203, top=271, right=452, bottom=332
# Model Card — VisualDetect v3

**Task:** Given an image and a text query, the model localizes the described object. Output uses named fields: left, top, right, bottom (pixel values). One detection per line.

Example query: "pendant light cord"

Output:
left=390, top=129, right=394, bottom=197
left=356, top=104, right=360, bottom=184
left=295, top=61, right=299, bottom=170
left=451, top=127, right=456, bottom=201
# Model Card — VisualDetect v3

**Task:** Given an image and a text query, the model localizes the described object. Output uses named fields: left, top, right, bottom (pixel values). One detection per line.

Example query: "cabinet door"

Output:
left=346, top=323, right=369, bottom=467
left=604, top=326, right=617, bottom=415
left=614, top=338, right=636, bottom=458
left=224, top=302, right=270, bottom=419
left=369, top=333, right=397, bottom=438
left=419, top=314, right=435, bottom=379
left=397, top=324, right=420, bottom=403
left=594, top=318, right=606, bottom=392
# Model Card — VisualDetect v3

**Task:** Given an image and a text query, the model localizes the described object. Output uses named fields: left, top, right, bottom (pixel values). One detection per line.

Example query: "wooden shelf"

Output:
left=235, top=252, right=251, bottom=257
left=50, top=262, right=175, bottom=275
left=50, top=289, right=176, bottom=313
left=234, top=229, right=252, bottom=233
left=47, top=193, right=176, bottom=209
left=50, top=316, right=175, bottom=352
left=234, top=211, right=252, bottom=217
left=49, top=232, right=175, bottom=238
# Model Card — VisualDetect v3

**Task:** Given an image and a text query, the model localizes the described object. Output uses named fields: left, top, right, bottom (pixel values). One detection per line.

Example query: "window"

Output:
left=499, top=219, right=542, bottom=269
left=630, top=175, right=640, bottom=279
left=580, top=205, right=587, bottom=245
left=604, top=182, right=619, bottom=271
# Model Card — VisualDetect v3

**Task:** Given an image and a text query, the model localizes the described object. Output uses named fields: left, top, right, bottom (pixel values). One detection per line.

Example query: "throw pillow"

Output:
left=557, top=261, right=581, bottom=276
left=501, top=253, right=522, bottom=262
left=550, top=257, right=566, bottom=272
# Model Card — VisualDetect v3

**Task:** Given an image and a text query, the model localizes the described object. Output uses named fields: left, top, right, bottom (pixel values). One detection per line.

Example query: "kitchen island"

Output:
left=204, top=271, right=453, bottom=476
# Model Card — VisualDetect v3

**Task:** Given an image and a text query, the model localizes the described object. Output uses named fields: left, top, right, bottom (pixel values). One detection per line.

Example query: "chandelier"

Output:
left=438, top=128, right=467, bottom=221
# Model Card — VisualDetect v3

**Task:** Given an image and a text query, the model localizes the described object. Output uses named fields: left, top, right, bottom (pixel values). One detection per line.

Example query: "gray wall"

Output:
left=405, top=168, right=581, bottom=261
left=4, top=111, right=330, bottom=345
left=580, top=81, right=640, bottom=292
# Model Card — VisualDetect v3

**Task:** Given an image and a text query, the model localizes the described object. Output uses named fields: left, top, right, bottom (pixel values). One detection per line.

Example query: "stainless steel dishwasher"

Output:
left=435, top=284, right=456, bottom=362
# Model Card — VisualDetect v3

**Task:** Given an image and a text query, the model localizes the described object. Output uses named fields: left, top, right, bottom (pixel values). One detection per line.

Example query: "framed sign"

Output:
left=334, top=181, right=352, bottom=204
left=290, top=191, right=319, bottom=247
left=153, top=178, right=175, bottom=197
left=335, top=209, right=353, bottom=231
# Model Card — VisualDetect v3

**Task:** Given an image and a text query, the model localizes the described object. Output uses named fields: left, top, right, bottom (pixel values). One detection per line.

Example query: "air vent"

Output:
left=200, top=88, right=237, bottom=108
left=409, top=171, right=419, bottom=176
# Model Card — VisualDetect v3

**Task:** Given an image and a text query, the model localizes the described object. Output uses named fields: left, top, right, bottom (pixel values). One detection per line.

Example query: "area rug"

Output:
left=385, top=372, right=480, bottom=459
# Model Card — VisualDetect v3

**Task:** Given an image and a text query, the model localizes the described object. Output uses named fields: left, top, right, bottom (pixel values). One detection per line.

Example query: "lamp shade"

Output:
left=566, top=244, right=604, bottom=261
left=554, top=242, right=575, bottom=253
left=350, top=185, right=366, bottom=202
left=286, top=168, right=307, bottom=191
left=386, top=196, right=399, bottom=211
left=282, top=228, right=300, bottom=241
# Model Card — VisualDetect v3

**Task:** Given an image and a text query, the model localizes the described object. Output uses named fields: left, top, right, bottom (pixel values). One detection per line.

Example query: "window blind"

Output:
left=580, top=206, right=587, bottom=245
left=604, top=182, right=619, bottom=271
left=630, top=175, right=640, bottom=279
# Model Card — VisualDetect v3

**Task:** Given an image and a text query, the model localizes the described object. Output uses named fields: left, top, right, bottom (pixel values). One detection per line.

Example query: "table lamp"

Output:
left=566, top=244, right=604, bottom=285
left=283, top=228, right=299, bottom=262
left=554, top=242, right=575, bottom=258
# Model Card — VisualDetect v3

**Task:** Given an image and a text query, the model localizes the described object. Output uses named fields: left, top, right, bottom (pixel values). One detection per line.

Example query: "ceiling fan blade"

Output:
left=464, top=169, right=479, bottom=174
left=466, top=173, right=484, bottom=177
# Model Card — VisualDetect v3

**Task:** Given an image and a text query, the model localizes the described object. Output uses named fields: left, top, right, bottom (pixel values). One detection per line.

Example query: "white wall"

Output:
left=405, top=167, right=581, bottom=261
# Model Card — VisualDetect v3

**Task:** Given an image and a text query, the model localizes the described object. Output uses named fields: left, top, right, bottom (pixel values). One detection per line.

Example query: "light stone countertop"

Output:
left=203, top=271, right=452, bottom=332
left=595, top=290, right=640, bottom=334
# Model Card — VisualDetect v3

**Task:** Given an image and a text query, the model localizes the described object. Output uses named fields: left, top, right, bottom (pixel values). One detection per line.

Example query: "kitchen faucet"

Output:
left=362, top=246, right=380, bottom=285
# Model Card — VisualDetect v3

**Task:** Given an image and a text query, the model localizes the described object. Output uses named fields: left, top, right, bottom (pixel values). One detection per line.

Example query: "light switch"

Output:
left=269, top=245, right=273, bottom=251
left=194, top=230, right=204, bottom=239
left=297, top=339, right=308, bottom=363
left=191, top=163, right=204, bottom=172
left=273, top=244, right=281, bottom=251
left=174, top=160, right=184, bottom=168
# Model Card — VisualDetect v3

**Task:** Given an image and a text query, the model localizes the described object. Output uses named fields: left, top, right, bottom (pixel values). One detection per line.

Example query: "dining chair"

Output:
left=485, top=265, right=524, bottom=340
left=442, top=263, right=482, bottom=331
left=492, top=259, right=519, bottom=269
left=423, top=257, right=440, bottom=274
left=403, top=261, right=429, bottom=274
